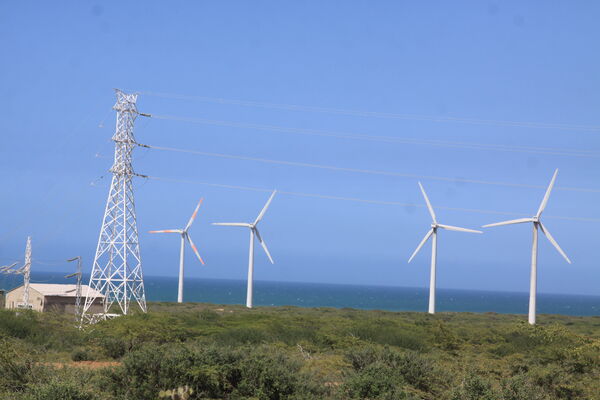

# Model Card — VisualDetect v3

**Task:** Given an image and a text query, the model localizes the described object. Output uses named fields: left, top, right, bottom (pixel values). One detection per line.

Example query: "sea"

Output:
left=1, top=272, right=598, bottom=317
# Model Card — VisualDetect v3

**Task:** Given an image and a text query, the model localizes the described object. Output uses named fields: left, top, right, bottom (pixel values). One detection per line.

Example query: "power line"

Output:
left=136, top=90, right=600, bottom=132
left=145, top=176, right=600, bottom=223
left=149, top=114, right=600, bottom=158
left=143, top=144, right=600, bottom=194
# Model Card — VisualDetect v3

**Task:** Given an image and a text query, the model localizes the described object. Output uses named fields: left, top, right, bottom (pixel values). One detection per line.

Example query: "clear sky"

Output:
left=1, top=1, right=599, bottom=296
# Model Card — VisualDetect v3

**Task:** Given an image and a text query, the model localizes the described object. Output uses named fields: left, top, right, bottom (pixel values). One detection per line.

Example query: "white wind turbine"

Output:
left=408, top=182, right=482, bottom=314
left=482, top=169, right=571, bottom=325
left=150, top=198, right=205, bottom=303
left=213, top=190, right=276, bottom=308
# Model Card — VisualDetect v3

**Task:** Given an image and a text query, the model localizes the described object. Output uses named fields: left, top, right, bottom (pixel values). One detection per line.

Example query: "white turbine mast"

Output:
left=482, top=169, right=570, bottom=325
left=65, top=256, right=83, bottom=319
left=213, top=190, right=277, bottom=308
left=150, top=198, right=206, bottom=303
left=408, top=183, right=482, bottom=314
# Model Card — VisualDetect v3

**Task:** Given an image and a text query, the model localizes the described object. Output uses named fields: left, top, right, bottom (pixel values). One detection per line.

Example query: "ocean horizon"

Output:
left=1, top=271, right=599, bottom=317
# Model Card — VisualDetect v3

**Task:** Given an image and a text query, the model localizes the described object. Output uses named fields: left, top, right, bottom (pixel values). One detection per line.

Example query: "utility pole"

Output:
left=81, top=89, right=147, bottom=324
left=0, top=237, right=32, bottom=309
left=66, top=256, right=82, bottom=319
left=22, top=236, right=31, bottom=308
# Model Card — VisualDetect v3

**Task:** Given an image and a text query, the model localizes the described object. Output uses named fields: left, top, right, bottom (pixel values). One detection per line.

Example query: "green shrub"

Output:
left=233, top=348, right=315, bottom=399
left=0, top=310, right=37, bottom=339
left=432, top=320, right=460, bottom=351
left=108, top=343, right=328, bottom=400
left=197, top=309, right=219, bottom=322
left=0, top=338, right=38, bottom=392
left=99, top=337, right=127, bottom=359
left=71, top=348, right=94, bottom=362
left=215, top=326, right=269, bottom=345
left=529, top=364, right=583, bottom=400
left=347, top=320, right=426, bottom=351
left=560, top=340, right=600, bottom=374
left=268, top=320, right=318, bottom=345
left=24, top=381, right=95, bottom=400
left=1, top=305, right=599, bottom=399
left=342, top=362, right=415, bottom=399
left=495, top=322, right=583, bottom=359
left=343, top=345, right=436, bottom=397
left=450, top=372, right=498, bottom=400
left=501, top=374, right=549, bottom=400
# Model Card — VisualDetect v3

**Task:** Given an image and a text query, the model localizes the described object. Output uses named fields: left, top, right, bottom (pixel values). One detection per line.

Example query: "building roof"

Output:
left=23, top=284, right=104, bottom=298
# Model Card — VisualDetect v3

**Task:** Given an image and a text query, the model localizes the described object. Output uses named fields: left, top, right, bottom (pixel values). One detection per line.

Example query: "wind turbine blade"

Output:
left=148, top=229, right=182, bottom=234
left=185, top=234, right=205, bottom=265
left=185, top=198, right=204, bottom=231
left=253, top=228, right=274, bottom=264
left=254, top=190, right=277, bottom=225
left=536, top=169, right=558, bottom=218
left=64, top=272, right=80, bottom=278
left=418, top=182, right=436, bottom=223
left=437, top=224, right=482, bottom=234
left=212, top=222, right=252, bottom=227
left=482, top=218, right=534, bottom=228
left=539, top=222, right=571, bottom=264
left=408, top=228, right=434, bottom=263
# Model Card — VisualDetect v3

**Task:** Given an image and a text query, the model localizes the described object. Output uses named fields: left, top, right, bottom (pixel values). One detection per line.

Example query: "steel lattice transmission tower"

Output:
left=82, top=89, right=147, bottom=323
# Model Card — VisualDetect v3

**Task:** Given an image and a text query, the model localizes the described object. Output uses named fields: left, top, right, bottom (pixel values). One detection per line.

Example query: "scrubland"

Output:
left=0, top=303, right=599, bottom=399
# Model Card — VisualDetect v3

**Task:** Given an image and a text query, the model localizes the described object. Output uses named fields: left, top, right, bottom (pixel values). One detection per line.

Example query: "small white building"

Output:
left=4, top=284, right=104, bottom=314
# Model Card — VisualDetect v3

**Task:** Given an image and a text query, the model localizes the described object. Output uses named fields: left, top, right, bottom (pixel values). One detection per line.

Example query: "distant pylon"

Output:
left=22, top=236, right=31, bottom=308
left=0, top=236, right=33, bottom=309
left=66, top=256, right=83, bottom=320
left=82, top=89, right=147, bottom=324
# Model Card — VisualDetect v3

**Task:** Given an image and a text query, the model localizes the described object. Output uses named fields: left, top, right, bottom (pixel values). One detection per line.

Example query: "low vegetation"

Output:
left=0, top=304, right=598, bottom=399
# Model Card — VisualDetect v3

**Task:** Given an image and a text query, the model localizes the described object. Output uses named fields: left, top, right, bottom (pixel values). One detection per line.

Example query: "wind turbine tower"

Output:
left=213, top=191, right=277, bottom=308
left=150, top=198, right=206, bottom=303
left=408, top=183, right=482, bottom=314
left=82, top=89, right=147, bottom=323
left=482, top=169, right=571, bottom=325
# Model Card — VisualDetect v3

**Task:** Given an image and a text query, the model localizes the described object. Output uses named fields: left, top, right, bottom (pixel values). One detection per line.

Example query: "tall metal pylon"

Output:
left=22, top=236, right=32, bottom=308
left=81, top=89, right=147, bottom=324
left=0, top=236, right=32, bottom=309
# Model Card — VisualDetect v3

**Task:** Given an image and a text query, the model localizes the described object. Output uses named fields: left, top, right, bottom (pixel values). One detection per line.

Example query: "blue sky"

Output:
left=1, top=1, right=599, bottom=296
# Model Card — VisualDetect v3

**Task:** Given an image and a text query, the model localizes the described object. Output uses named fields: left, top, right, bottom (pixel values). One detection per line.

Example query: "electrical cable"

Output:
left=135, top=90, right=600, bottom=132
left=143, top=144, right=600, bottom=193
left=145, top=175, right=600, bottom=223
left=148, top=114, right=600, bottom=158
